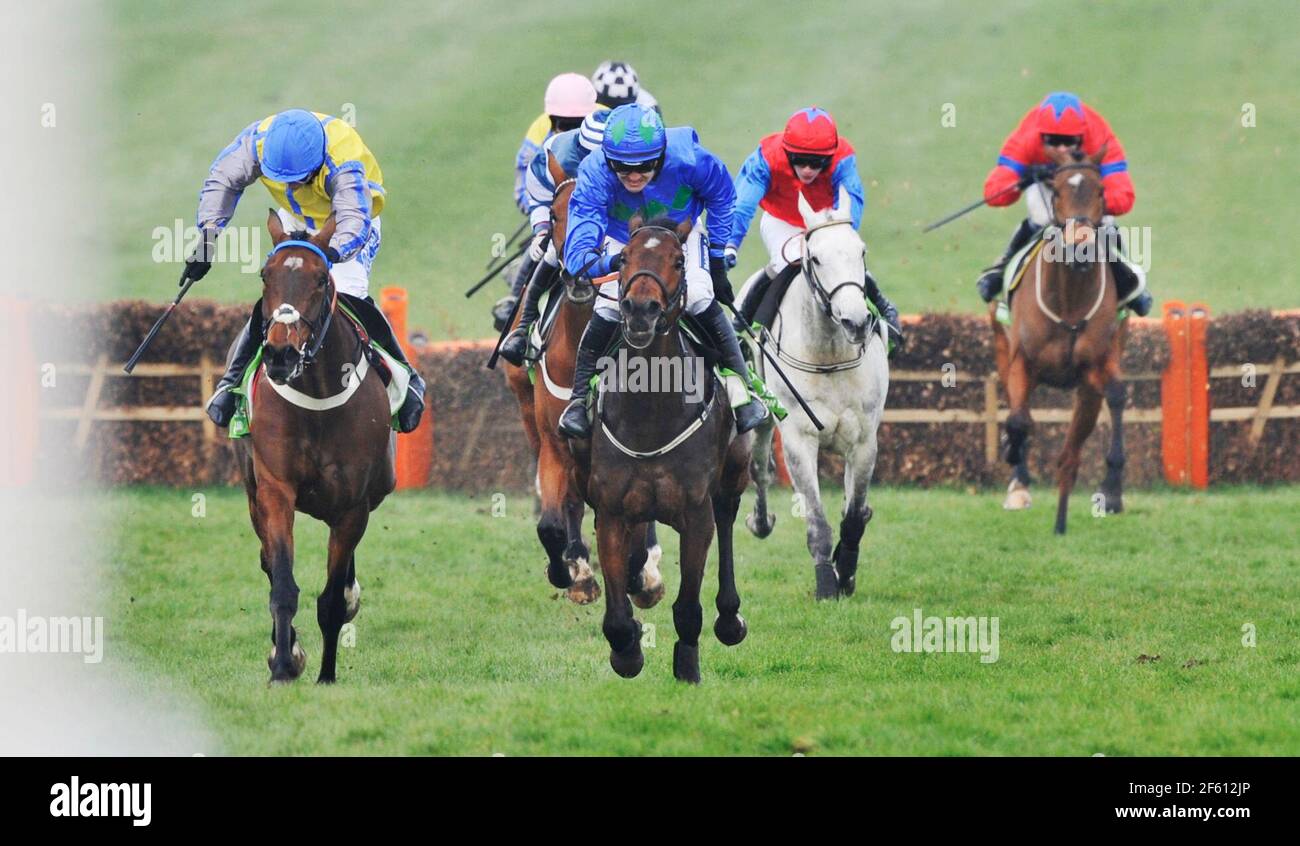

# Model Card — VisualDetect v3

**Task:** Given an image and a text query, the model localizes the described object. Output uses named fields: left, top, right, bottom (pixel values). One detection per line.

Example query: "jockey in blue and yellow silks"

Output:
left=555, top=104, right=769, bottom=439
left=188, top=108, right=425, bottom=432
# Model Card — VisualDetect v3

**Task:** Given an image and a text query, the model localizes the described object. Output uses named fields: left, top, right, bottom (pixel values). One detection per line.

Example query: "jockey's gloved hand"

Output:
left=183, top=231, right=218, bottom=284
left=527, top=226, right=550, bottom=262
left=1017, top=164, right=1055, bottom=190
left=709, top=255, right=735, bottom=306
left=723, top=244, right=738, bottom=269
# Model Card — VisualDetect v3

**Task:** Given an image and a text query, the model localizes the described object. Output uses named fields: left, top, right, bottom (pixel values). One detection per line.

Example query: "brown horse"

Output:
left=503, top=163, right=662, bottom=607
left=233, top=211, right=395, bottom=682
left=572, top=215, right=751, bottom=683
left=991, top=145, right=1128, bottom=534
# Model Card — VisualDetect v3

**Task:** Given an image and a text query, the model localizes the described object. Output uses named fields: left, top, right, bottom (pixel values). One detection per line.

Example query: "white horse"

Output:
left=744, top=187, right=890, bottom=600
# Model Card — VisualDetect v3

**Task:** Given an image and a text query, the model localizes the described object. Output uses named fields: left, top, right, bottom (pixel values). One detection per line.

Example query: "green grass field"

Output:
left=104, top=0, right=1300, bottom=336
left=106, top=484, right=1300, bottom=755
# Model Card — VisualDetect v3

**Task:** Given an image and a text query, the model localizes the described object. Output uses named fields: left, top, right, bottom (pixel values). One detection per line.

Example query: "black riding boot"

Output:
left=696, top=300, right=769, bottom=434
left=864, top=269, right=904, bottom=356
left=491, top=253, right=541, bottom=332
left=977, top=218, right=1041, bottom=302
left=735, top=268, right=775, bottom=330
left=341, top=293, right=427, bottom=433
left=206, top=303, right=262, bottom=427
left=1104, top=224, right=1154, bottom=317
left=499, top=261, right=559, bottom=367
left=557, top=313, right=620, bottom=439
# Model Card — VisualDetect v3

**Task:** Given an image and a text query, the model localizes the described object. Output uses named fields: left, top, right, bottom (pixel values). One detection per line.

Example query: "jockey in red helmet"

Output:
left=975, top=92, right=1151, bottom=315
left=729, top=107, right=903, bottom=352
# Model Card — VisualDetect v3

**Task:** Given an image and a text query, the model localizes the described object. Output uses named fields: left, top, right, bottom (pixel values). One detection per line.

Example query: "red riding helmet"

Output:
left=1034, top=92, right=1087, bottom=137
left=782, top=107, right=838, bottom=156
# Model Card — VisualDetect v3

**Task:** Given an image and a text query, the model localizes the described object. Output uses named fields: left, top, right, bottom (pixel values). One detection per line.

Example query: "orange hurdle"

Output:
left=1160, top=300, right=1211, bottom=488
left=380, top=287, right=432, bottom=489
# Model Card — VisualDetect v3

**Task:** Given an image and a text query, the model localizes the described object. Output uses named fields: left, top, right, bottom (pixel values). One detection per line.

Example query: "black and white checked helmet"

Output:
left=592, top=61, right=640, bottom=107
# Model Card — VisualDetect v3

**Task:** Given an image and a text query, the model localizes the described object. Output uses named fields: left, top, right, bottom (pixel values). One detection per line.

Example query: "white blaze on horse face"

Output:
left=644, top=237, right=660, bottom=249
left=1067, top=173, right=1084, bottom=188
left=282, top=256, right=304, bottom=270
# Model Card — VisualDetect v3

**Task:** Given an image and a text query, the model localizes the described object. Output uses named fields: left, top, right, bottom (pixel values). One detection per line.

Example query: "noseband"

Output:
left=1045, top=162, right=1106, bottom=230
left=799, top=219, right=867, bottom=321
left=260, top=239, right=336, bottom=380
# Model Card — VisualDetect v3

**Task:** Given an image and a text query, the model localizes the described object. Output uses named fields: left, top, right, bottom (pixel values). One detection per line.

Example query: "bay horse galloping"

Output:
left=573, top=215, right=751, bottom=683
left=993, top=145, right=1128, bottom=534
left=501, top=166, right=662, bottom=607
left=234, top=211, right=395, bottom=682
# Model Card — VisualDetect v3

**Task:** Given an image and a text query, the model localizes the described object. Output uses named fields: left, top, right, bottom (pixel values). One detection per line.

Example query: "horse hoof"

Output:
left=814, top=563, right=840, bottom=601
left=343, top=578, right=361, bottom=624
left=746, top=511, right=776, bottom=539
left=1003, top=480, right=1032, bottom=510
left=838, top=574, right=856, bottom=598
left=672, top=642, right=701, bottom=684
left=1099, top=491, right=1124, bottom=514
left=267, top=640, right=307, bottom=681
left=629, top=546, right=665, bottom=609
left=610, top=644, right=644, bottom=679
left=546, top=560, right=574, bottom=590
left=714, top=613, right=747, bottom=646
left=566, top=576, right=601, bottom=605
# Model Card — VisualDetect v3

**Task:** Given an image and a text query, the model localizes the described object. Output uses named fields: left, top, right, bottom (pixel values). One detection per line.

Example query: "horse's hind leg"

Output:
left=256, top=480, right=305, bottom=682
left=835, top=430, right=879, bottom=598
left=782, top=426, right=837, bottom=600
left=1054, top=382, right=1104, bottom=535
left=626, top=522, right=665, bottom=609
left=745, top=415, right=778, bottom=539
left=318, top=506, right=368, bottom=684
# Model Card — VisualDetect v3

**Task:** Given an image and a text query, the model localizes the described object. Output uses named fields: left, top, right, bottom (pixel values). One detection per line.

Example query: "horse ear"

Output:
left=311, top=214, right=338, bottom=251
left=267, top=209, right=287, bottom=244
left=797, top=190, right=816, bottom=226
left=628, top=210, right=644, bottom=233
left=1090, top=141, right=1109, bottom=167
left=674, top=218, right=692, bottom=241
left=834, top=185, right=852, bottom=221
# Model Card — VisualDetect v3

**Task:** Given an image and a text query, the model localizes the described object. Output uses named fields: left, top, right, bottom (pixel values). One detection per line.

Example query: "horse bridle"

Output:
left=617, top=225, right=687, bottom=343
left=799, top=220, right=869, bottom=322
left=1043, top=162, right=1106, bottom=230
left=260, top=239, right=337, bottom=380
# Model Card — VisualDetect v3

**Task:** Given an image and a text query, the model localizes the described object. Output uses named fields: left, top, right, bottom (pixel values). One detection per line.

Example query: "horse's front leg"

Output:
left=1055, top=382, right=1104, bottom=535
left=835, top=425, right=880, bottom=598
left=626, top=521, right=665, bottom=609
left=673, top=503, right=714, bottom=683
left=1098, top=332, right=1128, bottom=514
left=745, top=414, right=778, bottom=539
left=596, top=515, right=642, bottom=678
left=1003, top=350, right=1036, bottom=510
left=781, top=424, right=836, bottom=600
left=561, top=479, right=599, bottom=603
left=317, top=505, right=368, bottom=684
left=256, top=480, right=304, bottom=682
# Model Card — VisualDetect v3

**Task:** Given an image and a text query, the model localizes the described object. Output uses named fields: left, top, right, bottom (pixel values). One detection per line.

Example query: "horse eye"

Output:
left=317, top=272, right=328, bottom=286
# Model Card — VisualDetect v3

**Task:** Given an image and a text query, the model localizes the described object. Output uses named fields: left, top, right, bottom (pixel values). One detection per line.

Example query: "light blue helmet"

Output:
left=602, top=104, right=666, bottom=164
left=260, top=109, right=327, bottom=182
left=579, top=108, right=611, bottom=152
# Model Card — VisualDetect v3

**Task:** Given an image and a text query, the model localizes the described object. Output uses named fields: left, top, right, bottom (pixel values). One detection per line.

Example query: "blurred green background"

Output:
left=107, top=0, right=1299, bottom=339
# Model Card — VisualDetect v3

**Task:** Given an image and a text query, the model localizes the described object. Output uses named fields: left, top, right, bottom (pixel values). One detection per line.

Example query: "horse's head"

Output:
left=551, top=177, right=595, bottom=305
left=618, top=213, right=691, bottom=350
left=260, top=210, right=336, bottom=384
left=797, top=187, right=871, bottom=345
left=1045, top=144, right=1107, bottom=270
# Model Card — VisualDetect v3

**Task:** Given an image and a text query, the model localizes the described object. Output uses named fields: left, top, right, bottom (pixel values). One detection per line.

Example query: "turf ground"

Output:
left=104, top=0, right=1299, bottom=335
left=107, top=484, right=1300, bottom=755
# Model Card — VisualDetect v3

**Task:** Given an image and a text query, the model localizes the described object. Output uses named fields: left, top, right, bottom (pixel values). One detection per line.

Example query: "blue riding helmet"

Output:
left=602, top=103, right=666, bottom=164
left=260, top=109, right=327, bottom=183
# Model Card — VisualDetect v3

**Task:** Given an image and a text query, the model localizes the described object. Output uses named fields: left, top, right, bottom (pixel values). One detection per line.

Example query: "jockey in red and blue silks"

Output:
left=976, top=91, right=1151, bottom=316
left=727, top=107, right=902, bottom=350
left=554, top=104, right=770, bottom=440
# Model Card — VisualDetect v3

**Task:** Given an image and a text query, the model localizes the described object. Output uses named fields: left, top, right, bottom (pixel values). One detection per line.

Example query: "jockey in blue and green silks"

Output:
left=556, top=103, right=770, bottom=440
left=187, top=109, right=425, bottom=432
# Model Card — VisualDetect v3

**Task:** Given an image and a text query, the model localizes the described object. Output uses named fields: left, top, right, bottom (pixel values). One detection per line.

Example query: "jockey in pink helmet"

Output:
left=975, top=91, right=1151, bottom=316
left=729, top=107, right=903, bottom=352
left=494, top=73, right=599, bottom=330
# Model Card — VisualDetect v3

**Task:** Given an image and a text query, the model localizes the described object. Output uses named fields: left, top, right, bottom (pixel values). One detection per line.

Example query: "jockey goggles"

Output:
left=787, top=152, right=832, bottom=170
left=1041, top=133, right=1083, bottom=149
left=607, top=155, right=660, bottom=174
